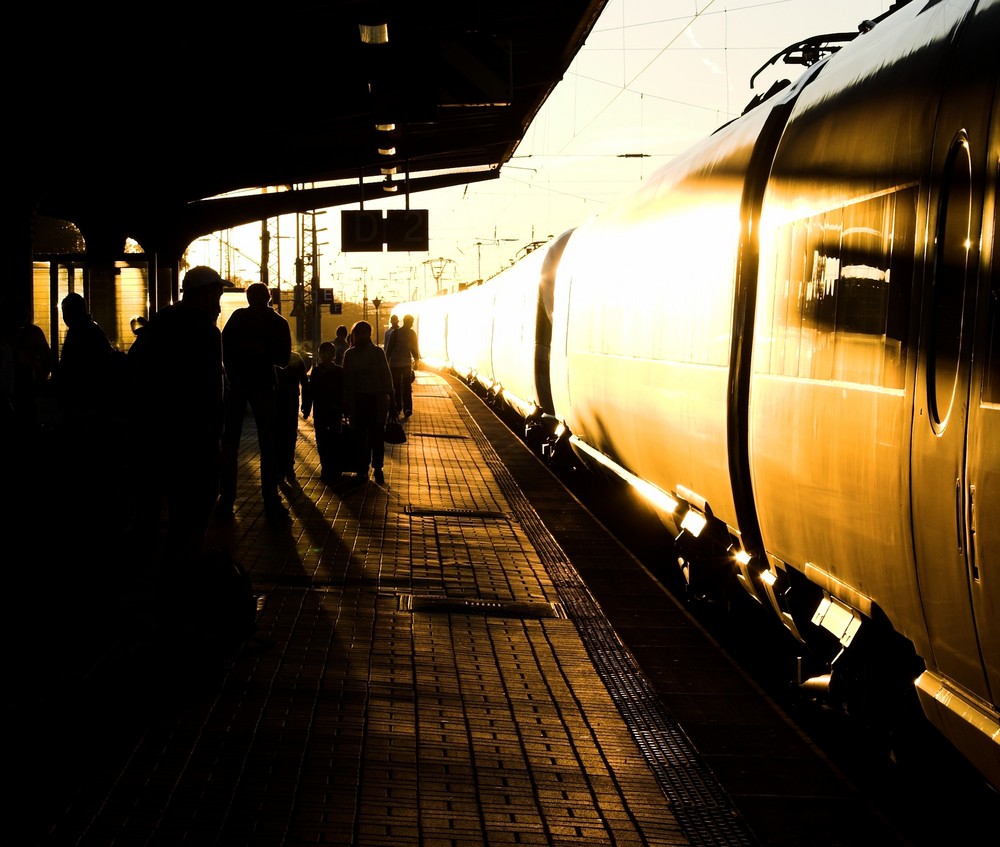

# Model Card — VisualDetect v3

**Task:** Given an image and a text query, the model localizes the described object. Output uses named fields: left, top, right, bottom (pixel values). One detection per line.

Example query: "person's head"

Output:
left=318, top=340, right=335, bottom=363
left=61, top=292, right=89, bottom=328
left=402, top=314, right=414, bottom=328
left=389, top=314, right=399, bottom=327
left=246, top=282, right=271, bottom=308
left=335, top=324, right=348, bottom=340
left=351, top=320, right=373, bottom=345
left=181, top=266, right=226, bottom=319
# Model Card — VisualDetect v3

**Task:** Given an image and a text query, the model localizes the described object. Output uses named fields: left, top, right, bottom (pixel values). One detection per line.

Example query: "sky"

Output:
left=187, top=0, right=893, bottom=305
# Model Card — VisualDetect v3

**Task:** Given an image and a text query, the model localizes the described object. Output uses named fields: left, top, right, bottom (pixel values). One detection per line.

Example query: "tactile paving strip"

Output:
left=457, top=398, right=759, bottom=847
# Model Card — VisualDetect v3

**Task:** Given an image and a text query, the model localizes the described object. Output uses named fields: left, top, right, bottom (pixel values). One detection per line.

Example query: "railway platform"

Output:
left=5, top=370, right=911, bottom=846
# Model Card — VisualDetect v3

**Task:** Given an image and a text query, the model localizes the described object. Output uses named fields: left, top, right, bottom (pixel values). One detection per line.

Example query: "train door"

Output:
left=965, top=92, right=1000, bottom=708
left=910, top=128, right=990, bottom=703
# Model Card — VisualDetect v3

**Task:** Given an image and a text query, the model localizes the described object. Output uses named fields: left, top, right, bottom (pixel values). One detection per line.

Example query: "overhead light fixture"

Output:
left=359, top=23, right=388, bottom=44
left=380, top=166, right=397, bottom=175
left=378, top=146, right=396, bottom=156
left=382, top=175, right=397, bottom=193
left=375, top=122, right=396, bottom=132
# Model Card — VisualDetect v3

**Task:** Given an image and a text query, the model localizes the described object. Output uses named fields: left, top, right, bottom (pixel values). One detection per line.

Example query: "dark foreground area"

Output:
left=5, top=372, right=997, bottom=846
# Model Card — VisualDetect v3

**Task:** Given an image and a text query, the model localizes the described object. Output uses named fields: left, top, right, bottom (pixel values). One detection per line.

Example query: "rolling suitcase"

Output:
left=336, top=421, right=369, bottom=475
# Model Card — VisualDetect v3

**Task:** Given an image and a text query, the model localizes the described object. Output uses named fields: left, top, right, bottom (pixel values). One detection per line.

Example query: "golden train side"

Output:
left=401, top=0, right=1000, bottom=790
left=749, top=0, right=1000, bottom=788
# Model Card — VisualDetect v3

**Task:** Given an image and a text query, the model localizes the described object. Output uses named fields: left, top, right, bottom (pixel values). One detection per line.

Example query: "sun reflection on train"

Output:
left=399, top=0, right=1000, bottom=791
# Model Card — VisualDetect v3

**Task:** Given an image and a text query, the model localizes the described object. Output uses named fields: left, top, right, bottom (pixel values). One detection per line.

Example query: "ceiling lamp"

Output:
left=375, top=122, right=396, bottom=132
left=381, top=166, right=397, bottom=175
left=359, top=23, right=388, bottom=44
left=382, top=175, right=397, bottom=192
left=378, top=145, right=396, bottom=156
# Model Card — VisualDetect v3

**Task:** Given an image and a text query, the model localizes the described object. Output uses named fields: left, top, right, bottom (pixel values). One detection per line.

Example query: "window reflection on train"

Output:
left=758, top=189, right=914, bottom=390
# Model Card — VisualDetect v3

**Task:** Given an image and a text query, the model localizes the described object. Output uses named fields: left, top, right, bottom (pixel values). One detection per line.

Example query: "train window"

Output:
left=982, top=159, right=1000, bottom=406
left=928, top=137, right=972, bottom=428
left=760, top=187, right=914, bottom=389
left=767, top=219, right=807, bottom=377
left=801, top=210, right=841, bottom=382
left=987, top=285, right=1000, bottom=405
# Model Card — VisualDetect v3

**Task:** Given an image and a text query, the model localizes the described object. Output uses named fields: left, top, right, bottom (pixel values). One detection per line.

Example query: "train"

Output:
left=396, top=0, right=1000, bottom=791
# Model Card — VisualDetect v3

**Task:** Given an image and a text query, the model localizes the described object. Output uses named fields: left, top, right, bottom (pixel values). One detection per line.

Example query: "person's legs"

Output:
left=371, top=429, right=385, bottom=483
left=389, top=367, right=405, bottom=418
left=370, top=420, right=385, bottom=472
left=276, top=397, right=298, bottom=478
left=315, top=418, right=329, bottom=475
left=248, top=388, right=285, bottom=514
left=353, top=393, right=379, bottom=476
left=316, top=416, right=340, bottom=480
left=362, top=394, right=386, bottom=476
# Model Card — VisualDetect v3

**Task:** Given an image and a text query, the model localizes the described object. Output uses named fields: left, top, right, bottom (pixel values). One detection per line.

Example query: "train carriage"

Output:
left=750, top=0, right=1000, bottom=784
left=398, top=0, right=1000, bottom=790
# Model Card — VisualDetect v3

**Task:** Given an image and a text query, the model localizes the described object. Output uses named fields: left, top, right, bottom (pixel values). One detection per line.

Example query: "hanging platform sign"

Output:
left=341, top=209, right=429, bottom=252
left=341, top=210, right=384, bottom=251
left=386, top=210, right=429, bottom=251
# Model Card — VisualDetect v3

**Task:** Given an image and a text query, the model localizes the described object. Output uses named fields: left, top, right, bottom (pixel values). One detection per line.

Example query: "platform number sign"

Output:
left=341, top=209, right=429, bottom=252
left=341, top=210, right=384, bottom=252
left=386, top=210, right=429, bottom=251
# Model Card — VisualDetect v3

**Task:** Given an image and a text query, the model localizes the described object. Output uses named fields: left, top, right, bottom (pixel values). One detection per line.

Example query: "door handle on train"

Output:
left=955, top=477, right=964, bottom=556
left=968, top=484, right=978, bottom=581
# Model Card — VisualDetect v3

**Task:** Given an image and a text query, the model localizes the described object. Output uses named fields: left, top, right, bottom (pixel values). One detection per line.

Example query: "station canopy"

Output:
left=22, top=1, right=609, bottom=256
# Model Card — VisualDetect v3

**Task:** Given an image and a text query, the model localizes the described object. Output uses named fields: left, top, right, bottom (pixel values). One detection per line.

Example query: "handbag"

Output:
left=384, top=419, right=407, bottom=444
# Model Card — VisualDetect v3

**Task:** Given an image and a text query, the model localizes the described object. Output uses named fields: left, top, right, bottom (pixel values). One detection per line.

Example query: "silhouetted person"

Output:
left=218, top=282, right=292, bottom=521
left=342, top=320, right=392, bottom=485
left=53, top=292, right=128, bottom=503
left=332, top=324, right=349, bottom=366
left=275, top=348, right=311, bottom=485
left=4, top=300, right=52, bottom=439
left=383, top=314, right=399, bottom=352
left=56, top=292, right=124, bottom=426
left=127, top=265, right=227, bottom=564
left=302, top=341, right=344, bottom=483
left=384, top=313, right=420, bottom=418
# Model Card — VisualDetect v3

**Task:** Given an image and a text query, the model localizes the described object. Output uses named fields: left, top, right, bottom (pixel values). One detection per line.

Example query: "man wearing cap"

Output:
left=127, top=265, right=227, bottom=563
left=217, top=282, right=292, bottom=521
